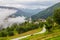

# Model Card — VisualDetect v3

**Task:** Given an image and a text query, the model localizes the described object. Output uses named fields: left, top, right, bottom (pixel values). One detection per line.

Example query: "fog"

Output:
left=0, top=8, right=26, bottom=29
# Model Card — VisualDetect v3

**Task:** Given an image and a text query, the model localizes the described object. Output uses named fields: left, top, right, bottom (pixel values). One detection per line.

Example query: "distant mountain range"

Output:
left=31, top=2, right=60, bottom=20
left=21, top=8, right=43, bottom=16
left=0, top=6, right=30, bottom=17
left=0, top=6, right=42, bottom=17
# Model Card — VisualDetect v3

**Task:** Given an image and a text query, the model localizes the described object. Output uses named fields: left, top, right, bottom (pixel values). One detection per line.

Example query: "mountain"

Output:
left=31, top=2, right=60, bottom=20
left=21, top=8, right=43, bottom=16
left=0, top=6, right=43, bottom=17
left=0, top=6, right=32, bottom=17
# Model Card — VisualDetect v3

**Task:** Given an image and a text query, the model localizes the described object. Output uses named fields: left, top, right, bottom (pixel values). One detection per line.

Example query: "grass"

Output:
left=21, top=29, right=60, bottom=40
left=0, top=37, right=10, bottom=40
left=0, top=28, right=42, bottom=40
left=46, top=35, right=60, bottom=40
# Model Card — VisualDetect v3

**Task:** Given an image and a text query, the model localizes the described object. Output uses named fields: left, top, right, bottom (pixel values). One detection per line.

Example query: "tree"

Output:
left=8, top=31, right=14, bottom=36
left=0, top=31, right=7, bottom=37
left=45, top=17, right=54, bottom=32
left=6, top=27, right=14, bottom=32
left=16, top=27, right=25, bottom=34
left=53, top=8, right=60, bottom=24
left=39, top=22, right=44, bottom=28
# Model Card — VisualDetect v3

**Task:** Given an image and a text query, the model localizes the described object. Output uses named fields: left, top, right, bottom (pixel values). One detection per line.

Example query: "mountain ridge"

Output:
left=31, top=2, right=60, bottom=20
left=0, top=6, right=32, bottom=17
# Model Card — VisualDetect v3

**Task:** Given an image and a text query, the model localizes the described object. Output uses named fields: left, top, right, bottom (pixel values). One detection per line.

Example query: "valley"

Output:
left=0, top=1, right=60, bottom=40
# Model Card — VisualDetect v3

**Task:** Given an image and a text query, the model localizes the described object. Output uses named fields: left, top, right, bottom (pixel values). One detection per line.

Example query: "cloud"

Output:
left=0, top=8, right=16, bottom=28
left=0, top=0, right=60, bottom=9
left=0, top=8, right=26, bottom=28
left=0, top=8, right=17, bottom=20
left=8, top=16, right=26, bottom=24
left=2, top=16, right=26, bottom=28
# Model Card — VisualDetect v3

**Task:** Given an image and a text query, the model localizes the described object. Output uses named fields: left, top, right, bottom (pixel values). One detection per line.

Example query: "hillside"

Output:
left=21, top=8, right=43, bottom=16
left=31, top=2, right=60, bottom=20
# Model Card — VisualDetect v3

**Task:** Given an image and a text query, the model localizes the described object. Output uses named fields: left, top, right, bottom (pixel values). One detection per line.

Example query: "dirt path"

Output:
left=11, top=25, right=46, bottom=40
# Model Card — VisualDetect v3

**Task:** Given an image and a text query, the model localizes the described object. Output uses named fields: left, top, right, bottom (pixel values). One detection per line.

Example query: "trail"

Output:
left=11, top=25, right=46, bottom=40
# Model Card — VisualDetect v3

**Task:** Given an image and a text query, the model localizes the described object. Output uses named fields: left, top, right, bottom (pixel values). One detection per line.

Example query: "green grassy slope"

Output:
left=0, top=28, right=42, bottom=40
left=21, top=29, right=60, bottom=40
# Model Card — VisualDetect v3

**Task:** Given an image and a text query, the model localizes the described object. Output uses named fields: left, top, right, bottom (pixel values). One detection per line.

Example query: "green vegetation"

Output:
left=46, top=8, right=60, bottom=40
left=53, top=8, right=60, bottom=24
left=0, top=21, right=43, bottom=40
left=0, top=27, right=42, bottom=40
left=45, top=17, right=54, bottom=32
left=21, top=29, right=60, bottom=40
left=47, top=35, right=60, bottom=40
left=21, top=8, right=60, bottom=40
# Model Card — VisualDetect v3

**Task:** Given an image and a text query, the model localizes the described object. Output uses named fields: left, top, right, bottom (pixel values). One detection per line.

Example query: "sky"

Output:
left=0, top=0, right=60, bottom=9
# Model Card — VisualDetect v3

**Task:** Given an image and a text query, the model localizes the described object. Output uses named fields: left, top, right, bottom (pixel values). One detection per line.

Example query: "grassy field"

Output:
left=47, top=35, right=60, bottom=40
left=0, top=28, right=42, bottom=40
left=21, top=29, right=60, bottom=40
left=46, top=35, right=60, bottom=40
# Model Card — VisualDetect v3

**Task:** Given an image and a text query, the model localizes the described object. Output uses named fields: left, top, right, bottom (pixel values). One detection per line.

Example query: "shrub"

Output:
left=8, top=31, right=14, bottom=36
left=0, top=31, right=7, bottom=37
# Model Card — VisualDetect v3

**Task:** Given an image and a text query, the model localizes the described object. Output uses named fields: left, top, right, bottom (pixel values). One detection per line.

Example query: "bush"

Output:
left=16, top=27, right=25, bottom=34
left=39, top=22, right=44, bottom=28
left=53, top=8, right=60, bottom=25
left=45, top=17, right=54, bottom=32
left=8, top=31, right=14, bottom=36
left=0, top=31, right=7, bottom=37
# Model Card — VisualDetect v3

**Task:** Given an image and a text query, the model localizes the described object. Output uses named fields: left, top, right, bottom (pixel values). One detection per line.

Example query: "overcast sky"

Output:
left=0, top=0, right=60, bottom=9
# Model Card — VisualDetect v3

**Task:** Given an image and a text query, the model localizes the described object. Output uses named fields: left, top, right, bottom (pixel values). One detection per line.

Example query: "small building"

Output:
left=38, top=19, right=46, bottom=22
left=34, top=21, right=39, bottom=24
